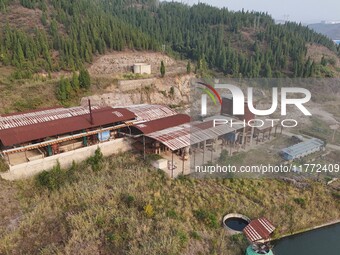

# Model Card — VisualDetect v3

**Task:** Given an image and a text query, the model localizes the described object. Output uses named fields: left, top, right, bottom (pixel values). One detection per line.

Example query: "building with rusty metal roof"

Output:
left=131, top=114, right=191, bottom=135
left=0, top=107, right=135, bottom=149
left=243, top=218, right=276, bottom=244
left=0, top=103, right=190, bottom=180
left=124, top=104, right=177, bottom=123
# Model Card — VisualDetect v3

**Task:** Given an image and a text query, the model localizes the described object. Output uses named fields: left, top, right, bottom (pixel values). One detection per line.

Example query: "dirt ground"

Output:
left=89, top=51, right=187, bottom=76
left=81, top=73, right=194, bottom=109
left=0, top=3, right=45, bottom=33
left=0, top=179, right=21, bottom=236
left=306, top=43, right=340, bottom=67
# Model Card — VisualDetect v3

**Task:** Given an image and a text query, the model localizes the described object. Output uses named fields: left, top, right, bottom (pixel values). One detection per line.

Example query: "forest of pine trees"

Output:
left=0, top=0, right=339, bottom=78
left=56, top=69, right=90, bottom=104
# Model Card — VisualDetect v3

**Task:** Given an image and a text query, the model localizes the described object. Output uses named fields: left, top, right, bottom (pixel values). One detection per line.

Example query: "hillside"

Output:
left=0, top=0, right=339, bottom=79
left=0, top=2, right=340, bottom=254
left=0, top=152, right=339, bottom=255
left=309, top=23, right=340, bottom=40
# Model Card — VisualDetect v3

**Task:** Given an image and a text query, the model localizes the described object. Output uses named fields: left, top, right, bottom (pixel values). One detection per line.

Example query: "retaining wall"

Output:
left=1, top=138, right=132, bottom=181
left=117, top=78, right=156, bottom=91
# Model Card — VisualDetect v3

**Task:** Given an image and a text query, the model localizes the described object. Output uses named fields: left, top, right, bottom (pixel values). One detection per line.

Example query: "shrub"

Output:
left=218, top=149, right=229, bottom=163
left=144, top=204, right=154, bottom=218
left=35, top=161, right=79, bottom=191
left=166, top=209, right=178, bottom=219
left=190, top=231, right=201, bottom=240
left=36, top=162, right=66, bottom=191
left=293, top=197, right=306, bottom=208
left=331, top=192, right=340, bottom=200
left=121, top=194, right=135, bottom=207
left=0, top=157, right=9, bottom=173
left=169, top=86, right=175, bottom=99
left=87, top=148, right=104, bottom=172
left=193, top=209, right=219, bottom=229
left=177, top=230, right=188, bottom=246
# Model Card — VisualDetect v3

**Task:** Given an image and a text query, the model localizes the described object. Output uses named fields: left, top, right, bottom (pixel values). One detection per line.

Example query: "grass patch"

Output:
left=0, top=152, right=339, bottom=255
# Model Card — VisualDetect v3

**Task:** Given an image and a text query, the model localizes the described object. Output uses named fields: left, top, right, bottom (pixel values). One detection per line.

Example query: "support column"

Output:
left=210, top=139, right=215, bottom=162
left=202, top=141, right=206, bottom=165
left=143, top=136, right=146, bottom=160
left=250, top=126, right=254, bottom=146
left=275, top=125, right=278, bottom=137
left=7, top=153, right=11, bottom=166
left=242, top=127, right=246, bottom=149
left=182, top=156, right=185, bottom=175
left=171, top=151, right=174, bottom=178
left=193, top=148, right=196, bottom=170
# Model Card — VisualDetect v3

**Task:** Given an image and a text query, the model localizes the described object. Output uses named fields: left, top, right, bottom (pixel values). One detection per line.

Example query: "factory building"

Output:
left=0, top=104, right=180, bottom=180
left=280, top=138, right=325, bottom=161
left=0, top=92, right=283, bottom=180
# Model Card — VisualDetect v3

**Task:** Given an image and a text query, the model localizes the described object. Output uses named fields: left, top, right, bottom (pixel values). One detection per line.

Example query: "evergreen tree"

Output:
left=264, top=62, right=272, bottom=78
left=79, top=69, right=91, bottom=89
left=160, top=60, right=165, bottom=78
left=186, top=61, right=191, bottom=74
left=71, top=71, right=80, bottom=91
left=41, top=11, right=48, bottom=26
left=0, top=0, right=337, bottom=78
left=57, top=77, right=67, bottom=102
left=64, top=79, right=72, bottom=99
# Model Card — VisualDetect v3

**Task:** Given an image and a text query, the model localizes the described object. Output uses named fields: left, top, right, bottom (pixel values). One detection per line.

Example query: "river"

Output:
left=273, top=223, right=340, bottom=254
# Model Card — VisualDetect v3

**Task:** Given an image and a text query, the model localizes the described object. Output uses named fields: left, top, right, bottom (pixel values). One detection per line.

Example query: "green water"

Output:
left=273, top=223, right=340, bottom=254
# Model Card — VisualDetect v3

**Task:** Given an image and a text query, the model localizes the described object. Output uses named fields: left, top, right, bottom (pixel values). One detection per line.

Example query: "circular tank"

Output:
left=222, top=213, right=250, bottom=234
left=246, top=246, right=274, bottom=255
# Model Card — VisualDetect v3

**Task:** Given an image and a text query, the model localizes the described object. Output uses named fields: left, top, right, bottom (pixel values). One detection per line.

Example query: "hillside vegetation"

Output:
left=0, top=0, right=339, bottom=79
left=0, top=152, right=339, bottom=255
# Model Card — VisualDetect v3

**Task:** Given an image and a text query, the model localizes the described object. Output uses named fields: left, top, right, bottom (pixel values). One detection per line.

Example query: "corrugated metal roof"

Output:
left=145, top=118, right=244, bottom=151
left=125, top=104, right=177, bottom=122
left=243, top=218, right=276, bottom=243
left=0, top=106, right=63, bottom=117
left=0, top=107, right=135, bottom=147
left=281, top=138, right=324, bottom=157
left=0, top=106, right=101, bottom=131
left=133, top=114, right=190, bottom=134
left=146, top=124, right=191, bottom=151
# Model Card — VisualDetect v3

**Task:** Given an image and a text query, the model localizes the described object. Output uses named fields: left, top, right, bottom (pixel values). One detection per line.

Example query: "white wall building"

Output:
left=133, top=63, right=151, bottom=74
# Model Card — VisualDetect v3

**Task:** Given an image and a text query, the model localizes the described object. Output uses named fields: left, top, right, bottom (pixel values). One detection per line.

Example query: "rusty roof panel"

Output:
left=145, top=119, right=244, bottom=151
left=133, top=114, right=190, bottom=134
left=0, top=106, right=102, bottom=131
left=125, top=104, right=177, bottom=122
left=243, top=218, right=276, bottom=243
left=0, top=107, right=135, bottom=147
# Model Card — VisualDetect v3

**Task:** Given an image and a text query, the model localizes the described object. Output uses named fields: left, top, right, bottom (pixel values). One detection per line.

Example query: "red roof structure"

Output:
left=132, top=114, right=191, bottom=134
left=0, top=107, right=135, bottom=147
left=243, top=218, right=276, bottom=243
left=0, top=106, right=103, bottom=130
left=143, top=116, right=245, bottom=151
left=125, top=104, right=177, bottom=122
